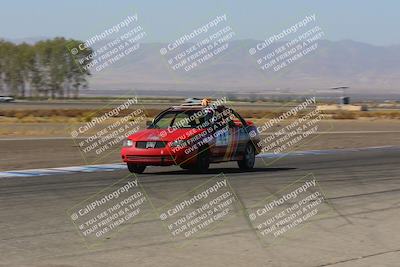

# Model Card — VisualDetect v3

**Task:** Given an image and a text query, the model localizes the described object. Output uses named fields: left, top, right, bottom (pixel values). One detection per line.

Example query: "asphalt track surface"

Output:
left=1, top=147, right=399, bottom=267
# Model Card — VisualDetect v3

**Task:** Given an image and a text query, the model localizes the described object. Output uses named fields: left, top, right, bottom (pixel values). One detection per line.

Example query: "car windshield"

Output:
left=148, top=109, right=214, bottom=129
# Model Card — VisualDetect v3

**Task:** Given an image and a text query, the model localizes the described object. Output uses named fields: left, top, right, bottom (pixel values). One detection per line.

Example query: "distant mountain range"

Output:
left=5, top=38, right=400, bottom=95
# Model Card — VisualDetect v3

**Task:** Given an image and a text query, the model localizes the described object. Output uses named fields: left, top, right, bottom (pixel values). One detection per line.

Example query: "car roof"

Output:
left=168, top=104, right=226, bottom=111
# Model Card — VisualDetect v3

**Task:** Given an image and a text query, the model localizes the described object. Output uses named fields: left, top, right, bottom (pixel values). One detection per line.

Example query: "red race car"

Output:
left=121, top=99, right=261, bottom=173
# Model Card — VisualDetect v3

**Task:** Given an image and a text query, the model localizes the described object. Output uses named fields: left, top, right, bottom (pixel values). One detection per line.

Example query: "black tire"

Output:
left=127, top=163, right=146, bottom=174
left=195, top=147, right=210, bottom=173
left=180, top=164, right=192, bottom=170
left=194, top=147, right=210, bottom=173
left=237, top=143, right=255, bottom=170
left=182, top=147, right=210, bottom=173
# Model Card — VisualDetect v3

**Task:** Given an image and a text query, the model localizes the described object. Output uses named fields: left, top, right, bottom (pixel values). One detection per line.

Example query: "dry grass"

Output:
left=331, top=111, right=357, bottom=120
left=324, top=110, right=400, bottom=120
left=0, top=109, right=162, bottom=122
left=235, top=110, right=310, bottom=119
left=1, top=108, right=400, bottom=122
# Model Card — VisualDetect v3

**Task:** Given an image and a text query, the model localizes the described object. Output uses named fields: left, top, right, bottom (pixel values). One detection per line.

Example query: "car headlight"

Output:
left=123, top=139, right=134, bottom=147
left=170, top=139, right=186, bottom=148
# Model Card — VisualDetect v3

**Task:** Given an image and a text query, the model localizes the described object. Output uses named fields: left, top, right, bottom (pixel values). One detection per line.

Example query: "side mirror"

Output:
left=146, top=120, right=152, bottom=126
left=246, top=120, right=254, bottom=126
left=231, top=120, right=243, bottom=128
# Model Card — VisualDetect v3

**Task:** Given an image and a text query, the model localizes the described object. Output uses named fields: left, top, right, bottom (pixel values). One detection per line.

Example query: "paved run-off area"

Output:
left=0, top=147, right=399, bottom=267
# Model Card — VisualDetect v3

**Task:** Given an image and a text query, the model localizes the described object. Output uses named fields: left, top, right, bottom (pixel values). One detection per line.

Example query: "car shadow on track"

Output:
left=149, top=167, right=296, bottom=175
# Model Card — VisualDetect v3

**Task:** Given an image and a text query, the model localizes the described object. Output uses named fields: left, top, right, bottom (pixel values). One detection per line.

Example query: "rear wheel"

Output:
left=127, top=163, right=146, bottom=174
left=238, top=143, right=255, bottom=170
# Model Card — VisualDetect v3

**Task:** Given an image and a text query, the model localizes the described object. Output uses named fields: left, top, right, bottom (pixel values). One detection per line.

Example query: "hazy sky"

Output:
left=1, top=0, right=399, bottom=46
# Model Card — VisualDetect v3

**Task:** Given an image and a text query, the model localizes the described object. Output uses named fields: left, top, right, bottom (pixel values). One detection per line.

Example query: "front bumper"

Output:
left=121, top=146, right=198, bottom=166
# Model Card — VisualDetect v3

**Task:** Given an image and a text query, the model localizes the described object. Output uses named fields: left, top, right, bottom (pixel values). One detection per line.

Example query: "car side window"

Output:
left=211, top=110, right=226, bottom=129
left=228, top=110, right=246, bottom=128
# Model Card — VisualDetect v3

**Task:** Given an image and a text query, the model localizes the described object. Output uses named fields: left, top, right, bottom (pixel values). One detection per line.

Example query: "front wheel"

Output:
left=181, top=147, right=210, bottom=173
left=194, top=147, right=210, bottom=173
left=127, top=163, right=146, bottom=174
left=237, top=143, right=255, bottom=170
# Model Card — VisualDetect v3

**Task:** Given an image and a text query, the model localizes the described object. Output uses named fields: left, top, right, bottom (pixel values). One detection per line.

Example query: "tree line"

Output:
left=0, top=37, right=92, bottom=99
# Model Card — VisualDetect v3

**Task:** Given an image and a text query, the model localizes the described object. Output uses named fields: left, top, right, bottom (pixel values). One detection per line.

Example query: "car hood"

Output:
left=127, top=128, right=206, bottom=142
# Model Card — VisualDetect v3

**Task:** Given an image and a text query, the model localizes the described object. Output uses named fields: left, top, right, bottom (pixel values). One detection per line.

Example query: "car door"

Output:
left=210, top=108, right=243, bottom=161
left=223, top=109, right=248, bottom=160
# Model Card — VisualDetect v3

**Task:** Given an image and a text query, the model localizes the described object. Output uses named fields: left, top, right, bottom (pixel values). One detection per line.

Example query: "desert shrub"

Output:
left=14, top=112, right=27, bottom=120
left=331, top=111, right=356, bottom=119
left=81, top=112, right=93, bottom=122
